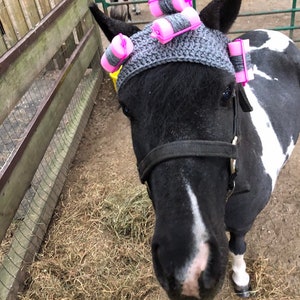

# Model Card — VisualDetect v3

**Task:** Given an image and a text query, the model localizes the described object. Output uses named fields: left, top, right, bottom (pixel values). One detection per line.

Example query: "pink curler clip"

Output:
left=101, top=33, right=134, bottom=73
left=150, top=7, right=201, bottom=44
left=148, top=0, right=192, bottom=17
left=228, top=39, right=254, bottom=86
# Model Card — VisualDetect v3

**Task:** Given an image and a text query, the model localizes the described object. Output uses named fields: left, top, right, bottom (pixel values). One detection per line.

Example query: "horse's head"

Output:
left=90, top=1, right=245, bottom=299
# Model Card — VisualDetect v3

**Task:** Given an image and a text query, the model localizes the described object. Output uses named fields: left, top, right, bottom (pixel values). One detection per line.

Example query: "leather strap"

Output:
left=138, top=140, right=237, bottom=183
left=238, top=84, right=253, bottom=112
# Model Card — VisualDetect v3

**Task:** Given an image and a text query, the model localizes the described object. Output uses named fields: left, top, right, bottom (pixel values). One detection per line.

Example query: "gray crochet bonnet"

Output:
left=116, top=23, right=235, bottom=91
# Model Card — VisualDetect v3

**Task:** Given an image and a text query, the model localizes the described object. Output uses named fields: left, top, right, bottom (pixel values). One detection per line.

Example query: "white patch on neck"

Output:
left=286, top=139, right=295, bottom=158
left=178, top=183, right=209, bottom=299
left=250, top=29, right=291, bottom=52
left=252, top=65, right=273, bottom=80
left=244, top=84, right=295, bottom=190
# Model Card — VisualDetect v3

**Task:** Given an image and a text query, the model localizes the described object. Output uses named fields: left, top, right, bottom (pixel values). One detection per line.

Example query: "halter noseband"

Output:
left=138, top=140, right=237, bottom=184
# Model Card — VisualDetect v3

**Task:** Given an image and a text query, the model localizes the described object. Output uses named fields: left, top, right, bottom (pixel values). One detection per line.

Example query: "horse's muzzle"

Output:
left=152, top=240, right=225, bottom=300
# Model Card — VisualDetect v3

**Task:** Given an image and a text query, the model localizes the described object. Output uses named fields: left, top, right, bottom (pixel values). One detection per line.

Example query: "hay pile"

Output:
left=246, top=257, right=294, bottom=300
left=21, top=186, right=159, bottom=300
left=20, top=77, right=299, bottom=300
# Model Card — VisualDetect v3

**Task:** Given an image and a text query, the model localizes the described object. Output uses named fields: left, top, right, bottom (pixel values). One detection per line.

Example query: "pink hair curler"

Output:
left=101, top=33, right=134, bottom=73
left=148, top=0, right=192, bottom=17
left=228, top=39, right=254, bottom=86
left=150, top=7, right=201, bottom=44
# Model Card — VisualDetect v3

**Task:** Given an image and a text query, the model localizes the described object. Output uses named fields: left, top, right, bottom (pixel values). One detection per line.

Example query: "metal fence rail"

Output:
left=233, top=0, right=300, bottom=41
left=95, top=0, right=300, bottom=42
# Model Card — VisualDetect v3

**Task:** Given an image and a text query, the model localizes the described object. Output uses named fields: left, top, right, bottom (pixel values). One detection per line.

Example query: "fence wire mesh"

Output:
left=0, top=13, right=101, bottom=298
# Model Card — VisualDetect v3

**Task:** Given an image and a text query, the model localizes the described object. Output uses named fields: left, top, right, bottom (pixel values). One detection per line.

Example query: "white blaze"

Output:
left=180, top=183, right=209, bottom=298
left=186, top=183, right=209, bottom=245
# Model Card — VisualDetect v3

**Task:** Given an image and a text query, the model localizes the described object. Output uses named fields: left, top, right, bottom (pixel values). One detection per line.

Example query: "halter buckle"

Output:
left=230, top=136, right=238, bottom=175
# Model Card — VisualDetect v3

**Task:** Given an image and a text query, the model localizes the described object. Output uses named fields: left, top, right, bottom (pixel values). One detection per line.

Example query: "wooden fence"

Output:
left=0, top=0, right=103, bottom=299
left=0, top=0, right=66, bottom=55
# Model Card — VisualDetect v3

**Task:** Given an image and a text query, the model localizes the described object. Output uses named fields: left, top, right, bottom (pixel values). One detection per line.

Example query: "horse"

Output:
left=132, top=1, right=141, bottom=15
left=89, top=1, right=300, bottom=299
left=109, top=0, right=140, bottom=22
left=109, top=0, right=132, bottom=22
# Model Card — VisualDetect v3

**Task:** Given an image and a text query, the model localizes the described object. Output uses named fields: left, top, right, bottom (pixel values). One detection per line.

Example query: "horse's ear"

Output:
left=89, top=3, right=140, bottom=42
left=199, top=0, right=241, bottom=33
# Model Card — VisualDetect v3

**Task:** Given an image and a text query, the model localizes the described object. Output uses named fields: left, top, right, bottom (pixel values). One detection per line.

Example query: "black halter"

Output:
left=138, top=140, right=237, bottom=183
left=137, top=85, right=252, bottom=194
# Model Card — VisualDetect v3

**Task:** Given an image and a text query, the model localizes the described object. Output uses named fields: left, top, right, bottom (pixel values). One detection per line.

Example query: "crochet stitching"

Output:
left=117, top=24, right=235, bottom=91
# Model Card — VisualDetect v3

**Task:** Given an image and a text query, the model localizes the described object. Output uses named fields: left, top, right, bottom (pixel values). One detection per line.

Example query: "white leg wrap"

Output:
left=231, top=253, right=250, bottom=288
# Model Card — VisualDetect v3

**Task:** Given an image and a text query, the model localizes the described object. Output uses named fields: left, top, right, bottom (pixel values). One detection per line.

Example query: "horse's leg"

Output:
left=229, top=232, right=251, bottom=298
left=132, top=0, right=141, bottom=14
left=126, top=4, right=132, bottom=21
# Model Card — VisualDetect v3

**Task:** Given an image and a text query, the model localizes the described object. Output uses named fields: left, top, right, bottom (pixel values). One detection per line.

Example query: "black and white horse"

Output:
left=90, top=1, right=300, bottom=299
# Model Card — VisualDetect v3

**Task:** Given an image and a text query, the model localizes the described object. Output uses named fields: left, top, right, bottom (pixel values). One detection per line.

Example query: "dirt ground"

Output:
left=21, top=1, right=300, bottom=300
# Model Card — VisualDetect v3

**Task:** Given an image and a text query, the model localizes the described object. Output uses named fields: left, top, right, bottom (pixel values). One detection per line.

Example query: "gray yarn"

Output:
left=106, top=46, right=121, bottom=67
left=230, top=53, right=252, bottom=72
left=159, top=0, right=177, bottom=14
left=165, top=13, right=191, bottom=33
left=117, top=23, right=235, bottom=91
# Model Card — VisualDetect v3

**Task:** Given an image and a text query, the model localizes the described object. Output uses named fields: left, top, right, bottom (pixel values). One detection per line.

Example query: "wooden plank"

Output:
left=88, top=10, right=104, bottom=55
left=0, top=0, right=91, bottom=125
left=0, top=60, right=102, bottom=300
left=36, top=0, right=52, bottom=18
left=0, top=36, right=7, bottom=56
left=19, top=0, right=41, bottom=29
left=0, top=2, right=18, bottom=48
left=53, top=31, right=77, bottom=70
left=49, top=0, right=64, bottom=8
left=63, top=31, right=76, bottom=59
left=45, top=57, right=57, bottom=70
left=75, top=21, right=84, bottom=42
left=0, top=25, right=100, bottom=243
left=49, top=0, right=57, bottom=9
left=48, top=0, right=63, bottom=6
left=3, top=0, right=29, bottom=40
left=53, top=47, right=66, bottom=69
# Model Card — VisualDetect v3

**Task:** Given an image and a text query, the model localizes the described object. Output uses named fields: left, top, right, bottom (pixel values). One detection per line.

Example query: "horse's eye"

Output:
left=221, top=85, right=233, bottom=106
